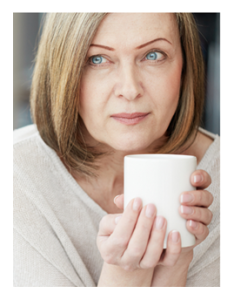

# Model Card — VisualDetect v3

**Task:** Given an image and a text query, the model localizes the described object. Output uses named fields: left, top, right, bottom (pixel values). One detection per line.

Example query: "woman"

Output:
left=13, top=13, right=220, bottom=286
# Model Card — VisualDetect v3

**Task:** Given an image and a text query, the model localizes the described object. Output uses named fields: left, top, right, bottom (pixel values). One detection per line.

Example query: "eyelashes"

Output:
left=87, top=49, right=167, bottom=68
left=89, top=55, right=108, bottom=65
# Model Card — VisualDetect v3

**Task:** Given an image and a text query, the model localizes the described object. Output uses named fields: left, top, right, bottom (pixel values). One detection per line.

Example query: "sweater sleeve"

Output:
left=186, top=137, right=220, bottom=287
left=13, top=132, right=98, bottom=287
left=13, top=172, right=92, bottom=287
left=13, top=229, right=78, bottom=287
left=186, top=240, right=220, bottom=287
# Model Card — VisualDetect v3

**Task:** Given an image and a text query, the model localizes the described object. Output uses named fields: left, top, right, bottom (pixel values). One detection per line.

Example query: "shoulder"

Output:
left=196, top=129, right=220, bottom=261
left=195, top=128, right=220, bottom=207
left=13, top=124, right=62, bottom=224
left=181, top=127, right=219, bottom=167
left=13, top=125, right=72, bottom=210
left=183, top=127, right=220, bottom=213
left=14, top=124, right=38, bottom=145
left=196, top=127, right=220, bottom=171
left=13, top=124, right=59, bottom=178
left=14, top=124, right=39, bottom=181
left=187, top=129, right=220, bottom=284
left=13, top=127, right=98, bottom=286
left=14, top=125, right=55, bottom=226
left=14, top=124, right=42, bottom=171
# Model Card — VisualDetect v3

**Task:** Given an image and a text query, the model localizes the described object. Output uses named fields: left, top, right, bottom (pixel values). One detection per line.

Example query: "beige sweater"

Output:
left=13, top=124, right=220, bottom=287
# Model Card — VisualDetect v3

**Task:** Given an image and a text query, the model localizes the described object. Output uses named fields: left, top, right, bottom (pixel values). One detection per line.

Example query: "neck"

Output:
left=69, top=152, right=124, bottom=213
left=63, top=123, right=200, bottom=213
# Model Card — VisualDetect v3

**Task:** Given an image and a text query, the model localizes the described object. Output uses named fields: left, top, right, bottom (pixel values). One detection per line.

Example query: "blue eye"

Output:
left=90, top=55, right=108, bottom=65
left=146, top=52, right=158, bottom=60
left=91, top=56, right=103, bottom=64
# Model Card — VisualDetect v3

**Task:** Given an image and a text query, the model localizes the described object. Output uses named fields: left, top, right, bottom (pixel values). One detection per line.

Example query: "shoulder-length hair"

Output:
left=30, top=13, right=204, bottom=177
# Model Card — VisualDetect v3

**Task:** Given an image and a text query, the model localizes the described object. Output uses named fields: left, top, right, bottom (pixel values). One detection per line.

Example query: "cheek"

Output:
left=164, top=72, right=181, bottom=107
left=79, top=70, right=111, bottom=115
left=148, top=64, right=182, bottom=112
left=79, top=75, right=100, bottom=119
left=79, top=73, right=110, bottom=139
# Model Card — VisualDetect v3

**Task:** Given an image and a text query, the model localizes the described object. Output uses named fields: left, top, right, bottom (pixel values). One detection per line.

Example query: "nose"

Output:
left=114, top=64, right=144, bottom=101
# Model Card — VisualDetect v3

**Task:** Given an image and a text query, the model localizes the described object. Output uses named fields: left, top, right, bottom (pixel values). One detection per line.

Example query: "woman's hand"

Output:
left=151, top=169, right=214, bottom=286
left=97, top=197, right=167, bottom=272
left=97, top=195, right=190, bottom=286
left=97, top=197, right=171, bottom=286
left=178, top=169, right=213, bottom=253
left=112, top=169, right=213, bottom=286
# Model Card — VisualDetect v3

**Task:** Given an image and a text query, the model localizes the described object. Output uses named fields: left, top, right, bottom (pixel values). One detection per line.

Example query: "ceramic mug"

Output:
left=124, top=154, right=197, bottom=248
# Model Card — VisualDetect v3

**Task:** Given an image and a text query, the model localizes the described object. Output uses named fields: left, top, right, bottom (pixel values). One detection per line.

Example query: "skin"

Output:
left=80, top=13, right=182, bottom=153
left=78, top=13, right=184, bottom=213
left=73, top=13, right=214, bottom=286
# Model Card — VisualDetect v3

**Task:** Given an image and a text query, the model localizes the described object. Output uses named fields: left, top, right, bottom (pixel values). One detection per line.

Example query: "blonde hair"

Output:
left=30, top=13, right=204, bottom=177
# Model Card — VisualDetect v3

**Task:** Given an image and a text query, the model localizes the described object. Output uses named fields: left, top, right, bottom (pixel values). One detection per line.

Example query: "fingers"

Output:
left=180, top=190, right=213, bottom=208
left=98, top=213, right=122, bottom=237
left=186, top=220, right=209, bottom=244
left=179, top=188, right=213, bottom=226
left=179, top=189, right=213, bottom=226
left=158, top=231, right=182, bottom=267
left=190, top=169, right=212, bottom=189
left=139, top=216, right=167, bottom=269
left=121, top=203, right=157, bottom=270
left=114, top=194, right=124, bottom=210
left=179, top=205, right=213, bottom=225
left=104, top=197, right=142, bottom=261
left=99, top=199, right=169, bottom=271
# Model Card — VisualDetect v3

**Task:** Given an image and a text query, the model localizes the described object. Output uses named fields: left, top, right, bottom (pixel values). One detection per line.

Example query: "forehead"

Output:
left=92, top=13, right=179, bottom=47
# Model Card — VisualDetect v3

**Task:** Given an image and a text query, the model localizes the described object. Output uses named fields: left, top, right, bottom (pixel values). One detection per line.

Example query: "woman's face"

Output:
left=79, top=13, right=183, bottom=153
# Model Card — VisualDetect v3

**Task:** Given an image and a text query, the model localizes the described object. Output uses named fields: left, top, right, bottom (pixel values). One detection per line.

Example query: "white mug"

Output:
left=124, top=154, right=197, bottom=248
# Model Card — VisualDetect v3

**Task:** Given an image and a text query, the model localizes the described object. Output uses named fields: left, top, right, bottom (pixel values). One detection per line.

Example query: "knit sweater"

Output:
left=13, top=124, right=220, bottom=287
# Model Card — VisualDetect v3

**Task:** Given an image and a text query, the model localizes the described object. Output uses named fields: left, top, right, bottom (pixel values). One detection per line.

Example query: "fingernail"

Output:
left=145, top=204, right=156, bottom=218
left=181, top=205, right=193, bottom=215
left=194, top=174, right=202, bottom=183
left=189, top=220, right=198, bottom=229
left=133, top=197, right=142, bottom=211
left=171, top=230, right=179, bottom=243
left=114, top=195, right=120, bottom=204
left=180, top=193, right=193, bottom=203
left=115, top=215, right=122, bottom=224
left=154, top=216, right=165, bottom=230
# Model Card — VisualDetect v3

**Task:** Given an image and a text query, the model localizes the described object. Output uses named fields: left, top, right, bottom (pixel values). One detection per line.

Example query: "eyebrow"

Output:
left=90, top=38, right=172, bottom=51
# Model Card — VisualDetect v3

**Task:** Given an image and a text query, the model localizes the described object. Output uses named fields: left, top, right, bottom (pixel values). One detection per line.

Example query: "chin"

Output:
left=109, top=130, right=167, bottom=154
left=112, top=138, right=152, bottom=153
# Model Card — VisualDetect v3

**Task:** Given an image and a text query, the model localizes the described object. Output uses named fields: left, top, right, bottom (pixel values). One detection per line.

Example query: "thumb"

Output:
left=113, top=194, right=124, bottom=210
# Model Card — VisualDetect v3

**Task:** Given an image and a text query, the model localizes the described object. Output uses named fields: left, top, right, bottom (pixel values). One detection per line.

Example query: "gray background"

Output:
left=13, top=13, right=220, bottom=135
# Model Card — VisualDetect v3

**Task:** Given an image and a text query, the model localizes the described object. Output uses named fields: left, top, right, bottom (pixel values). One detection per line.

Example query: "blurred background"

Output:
left=13, top=13, right=220, bottom=135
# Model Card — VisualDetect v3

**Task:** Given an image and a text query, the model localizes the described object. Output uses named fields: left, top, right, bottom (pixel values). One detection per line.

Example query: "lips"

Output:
left=110, top=112, right=150, bottom=125
left=111, top=112, right=149, bottom=119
